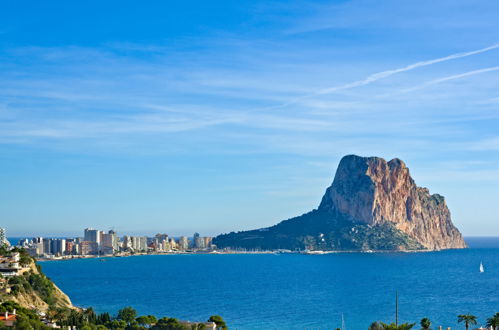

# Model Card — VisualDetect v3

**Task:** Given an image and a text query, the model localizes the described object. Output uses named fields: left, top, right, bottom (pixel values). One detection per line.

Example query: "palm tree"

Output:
left=486, top=312, right=499, bottom=330
left=457, top=314, right=477, bottom=330
left=378, top=322, right=415, bottom=330
left=369, top=322, right=384, bottom=330
left=420, top=317, right=431, bottom=330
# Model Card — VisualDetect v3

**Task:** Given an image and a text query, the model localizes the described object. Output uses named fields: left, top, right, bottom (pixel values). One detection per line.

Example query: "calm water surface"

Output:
left=34, top=237, right=499, bottom=330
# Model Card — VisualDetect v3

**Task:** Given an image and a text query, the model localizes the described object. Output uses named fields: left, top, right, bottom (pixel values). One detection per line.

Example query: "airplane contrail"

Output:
left=399, top=66, right=499, bottom=93
left=271, top=42, right=499, bottom=109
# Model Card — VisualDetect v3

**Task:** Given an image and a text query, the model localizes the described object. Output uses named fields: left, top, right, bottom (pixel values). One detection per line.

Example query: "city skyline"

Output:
left=2, top=0, right=499, bottom=236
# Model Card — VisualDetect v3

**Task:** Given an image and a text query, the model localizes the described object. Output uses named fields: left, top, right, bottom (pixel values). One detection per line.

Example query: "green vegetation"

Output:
left=208, top=315, right=227, bottom=329
left=368, top=322, right=414, bottom=330
left=0, top=301, right=49, bottom=329
left=0, top=247, right=33, bottom=267
left=486, top=313, right=499, bottom=330
left=6, top=267, right=57, bottom=306
left=457, top=314, right=477, bottom=330
left=117, top=306, right=137, bottom=325
left=0, top=303, right=227, bottom=330
left=0, top=250, right=227, bottom=330
left=214, top=208, right=423, bottom=251
left=420, top=317, right=431, bottom=330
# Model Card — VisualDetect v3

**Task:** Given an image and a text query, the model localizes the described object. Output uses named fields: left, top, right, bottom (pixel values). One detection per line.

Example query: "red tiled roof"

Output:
left=0, top=315, right=16, bottom=321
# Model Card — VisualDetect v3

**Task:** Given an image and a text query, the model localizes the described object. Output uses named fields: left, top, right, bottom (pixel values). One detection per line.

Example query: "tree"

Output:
left=151, top=317, right=188, bottom=330
left=109, top=319, right=128, bottom=329
left=137, top=315, right=157, bottom=327
left=379, top=323, right=415, bottom=330
left=13, top=314, right=34, bottom=330
left=18, top=253, right=32, bottom=267
left=84, top=307, right=97, bottom=324
left=192, top=324, right=206, bottom=330
left=97, top=312, right=112, bottom=325
left=208, top=315, right=227, bottom=329
left=118, top=307, right=138, bottom=325
left=67, top=309, right=85, bottom=327
left=457, top=314, right=477, bottom=330
left=420, top=317, right=431, bottom=330
left=369, top=322, right=385, bottom=330
left=486, top=313, right=499, bottom=330
left=53, top=307, right=70, bottom=325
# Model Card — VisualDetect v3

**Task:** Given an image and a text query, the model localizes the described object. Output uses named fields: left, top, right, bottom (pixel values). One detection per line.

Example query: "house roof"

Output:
left=0, top=314, right=17, bottom=321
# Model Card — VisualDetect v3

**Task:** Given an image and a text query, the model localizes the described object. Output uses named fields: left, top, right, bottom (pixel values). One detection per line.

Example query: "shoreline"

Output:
left=35, top=248, right=443, bottom=261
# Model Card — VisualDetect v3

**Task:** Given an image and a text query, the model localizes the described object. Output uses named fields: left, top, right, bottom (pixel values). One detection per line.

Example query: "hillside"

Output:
left=0, top=249, right=74, bottom=312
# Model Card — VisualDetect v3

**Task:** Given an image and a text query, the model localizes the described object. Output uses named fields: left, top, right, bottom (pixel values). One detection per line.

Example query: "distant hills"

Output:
left=213, top=155, right=467, bottom=251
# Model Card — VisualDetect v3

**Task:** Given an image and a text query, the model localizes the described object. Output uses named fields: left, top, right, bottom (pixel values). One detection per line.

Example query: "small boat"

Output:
left=480, top=261, right=485, bottom=273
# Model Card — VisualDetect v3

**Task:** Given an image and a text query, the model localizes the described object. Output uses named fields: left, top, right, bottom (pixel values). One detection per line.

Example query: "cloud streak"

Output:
left=269, top=42, right=499, bottom=109
left=399, top=66, right=499, bottom=93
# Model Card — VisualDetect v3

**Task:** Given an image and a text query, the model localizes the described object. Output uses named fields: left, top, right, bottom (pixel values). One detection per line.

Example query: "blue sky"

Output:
left=1, top=0, right=499, bottom=237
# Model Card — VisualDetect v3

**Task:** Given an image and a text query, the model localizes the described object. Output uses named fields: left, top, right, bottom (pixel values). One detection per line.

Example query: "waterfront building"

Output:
left=152, top=237, right=170, bottom=252
left=80, top=241, right=99, bottom=255
left=65, top=240, right=76, bottom=255
left=102, top=230, right=119, bottom=254
left=203, top=237, right=213, bottom=249
left=193, top=232, right=200, bottom=248
left=42, top=239, right=51, bottom=255
left=179, top=236, right=189, bottom=251
left=84, top=228, right=101, bottom=246
left=50, top=239, right=66, bottom=256
left=121, top=236, right=148, bottom=252
left=195, top=235, right=205, bottom=249
left=169, top=238, right=177, bottom=250
left=134, top=236, right=148, bottom=252
left=155, top=233, right=169, bottom=241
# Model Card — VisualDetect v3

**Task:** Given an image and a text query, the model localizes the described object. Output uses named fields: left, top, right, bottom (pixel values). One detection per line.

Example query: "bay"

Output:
left=37, top=237, right=499, bottom=329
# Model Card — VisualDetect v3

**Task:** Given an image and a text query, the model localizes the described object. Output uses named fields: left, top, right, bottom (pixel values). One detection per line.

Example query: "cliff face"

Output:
left=2, top=261, right=74, bottom=312
left=213, top=155, right=467, bottom=251
left=319, top=155, right=466, bottom=250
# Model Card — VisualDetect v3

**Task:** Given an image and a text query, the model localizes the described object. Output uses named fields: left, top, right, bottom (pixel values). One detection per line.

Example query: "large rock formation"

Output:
left=214, top=155, right=467, bottom=251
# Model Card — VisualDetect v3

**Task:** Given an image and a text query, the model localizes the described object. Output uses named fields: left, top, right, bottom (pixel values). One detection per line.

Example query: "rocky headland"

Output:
left=214, top=155, right=467, bottom=251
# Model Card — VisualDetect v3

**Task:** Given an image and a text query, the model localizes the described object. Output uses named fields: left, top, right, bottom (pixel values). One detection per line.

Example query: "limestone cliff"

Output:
left=319, top=155, right=466, bottom=250
left=1, top=260, right=74, bottom=312
left=214, top=155, right=467, bottom=251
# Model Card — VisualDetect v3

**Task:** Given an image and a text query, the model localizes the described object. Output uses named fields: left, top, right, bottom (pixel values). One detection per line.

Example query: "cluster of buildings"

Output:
left=13, top=228, right=215, bottom=258
left=0, top=252, right=24, bottom=277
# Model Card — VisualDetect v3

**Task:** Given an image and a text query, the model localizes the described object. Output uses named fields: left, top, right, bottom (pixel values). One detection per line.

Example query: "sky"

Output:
left=1, top=0, right=499, bottom=237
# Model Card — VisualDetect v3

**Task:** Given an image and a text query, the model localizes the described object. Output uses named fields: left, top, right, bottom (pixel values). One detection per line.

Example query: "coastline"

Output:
left=36, top=248, right=439, bottom=262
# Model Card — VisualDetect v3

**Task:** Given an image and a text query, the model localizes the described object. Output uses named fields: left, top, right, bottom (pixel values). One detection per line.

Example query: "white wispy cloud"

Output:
left=270, top=42, right=499, bottom=109
left=398, top=66, right=499, bottom=94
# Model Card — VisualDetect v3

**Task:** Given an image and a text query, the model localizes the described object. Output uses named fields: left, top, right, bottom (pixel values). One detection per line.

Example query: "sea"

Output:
left=8, top=237, right=499, bottom=330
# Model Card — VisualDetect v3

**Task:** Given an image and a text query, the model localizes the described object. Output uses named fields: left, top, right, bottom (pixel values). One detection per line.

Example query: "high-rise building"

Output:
left=102, top=230, right=119, bottom=254
left=203, top=237, right=213, bottom=249
left=194, top=235, right=205, bottom=249
left=155, top=233, right=168, bottom=241
left=43, top=239, right=51, bottom=255
left=84, top=228, right=101, bottom=245
left=179, top=236, right=189, bottom=251
left=48, top=239, right=66, bottom=256
left=169, top=238, right=177, bottom=250
left=80, top=241, right=99, bottom=255
left=0, top=228, right=8, bottom=246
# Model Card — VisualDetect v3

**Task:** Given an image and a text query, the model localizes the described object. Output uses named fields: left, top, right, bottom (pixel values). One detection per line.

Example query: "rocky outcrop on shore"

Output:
left=214, top=155, right=467, bottom=251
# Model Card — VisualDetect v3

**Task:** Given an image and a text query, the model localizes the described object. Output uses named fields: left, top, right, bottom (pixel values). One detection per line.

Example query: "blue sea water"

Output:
left=20, top=238, right=499, bottom=329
